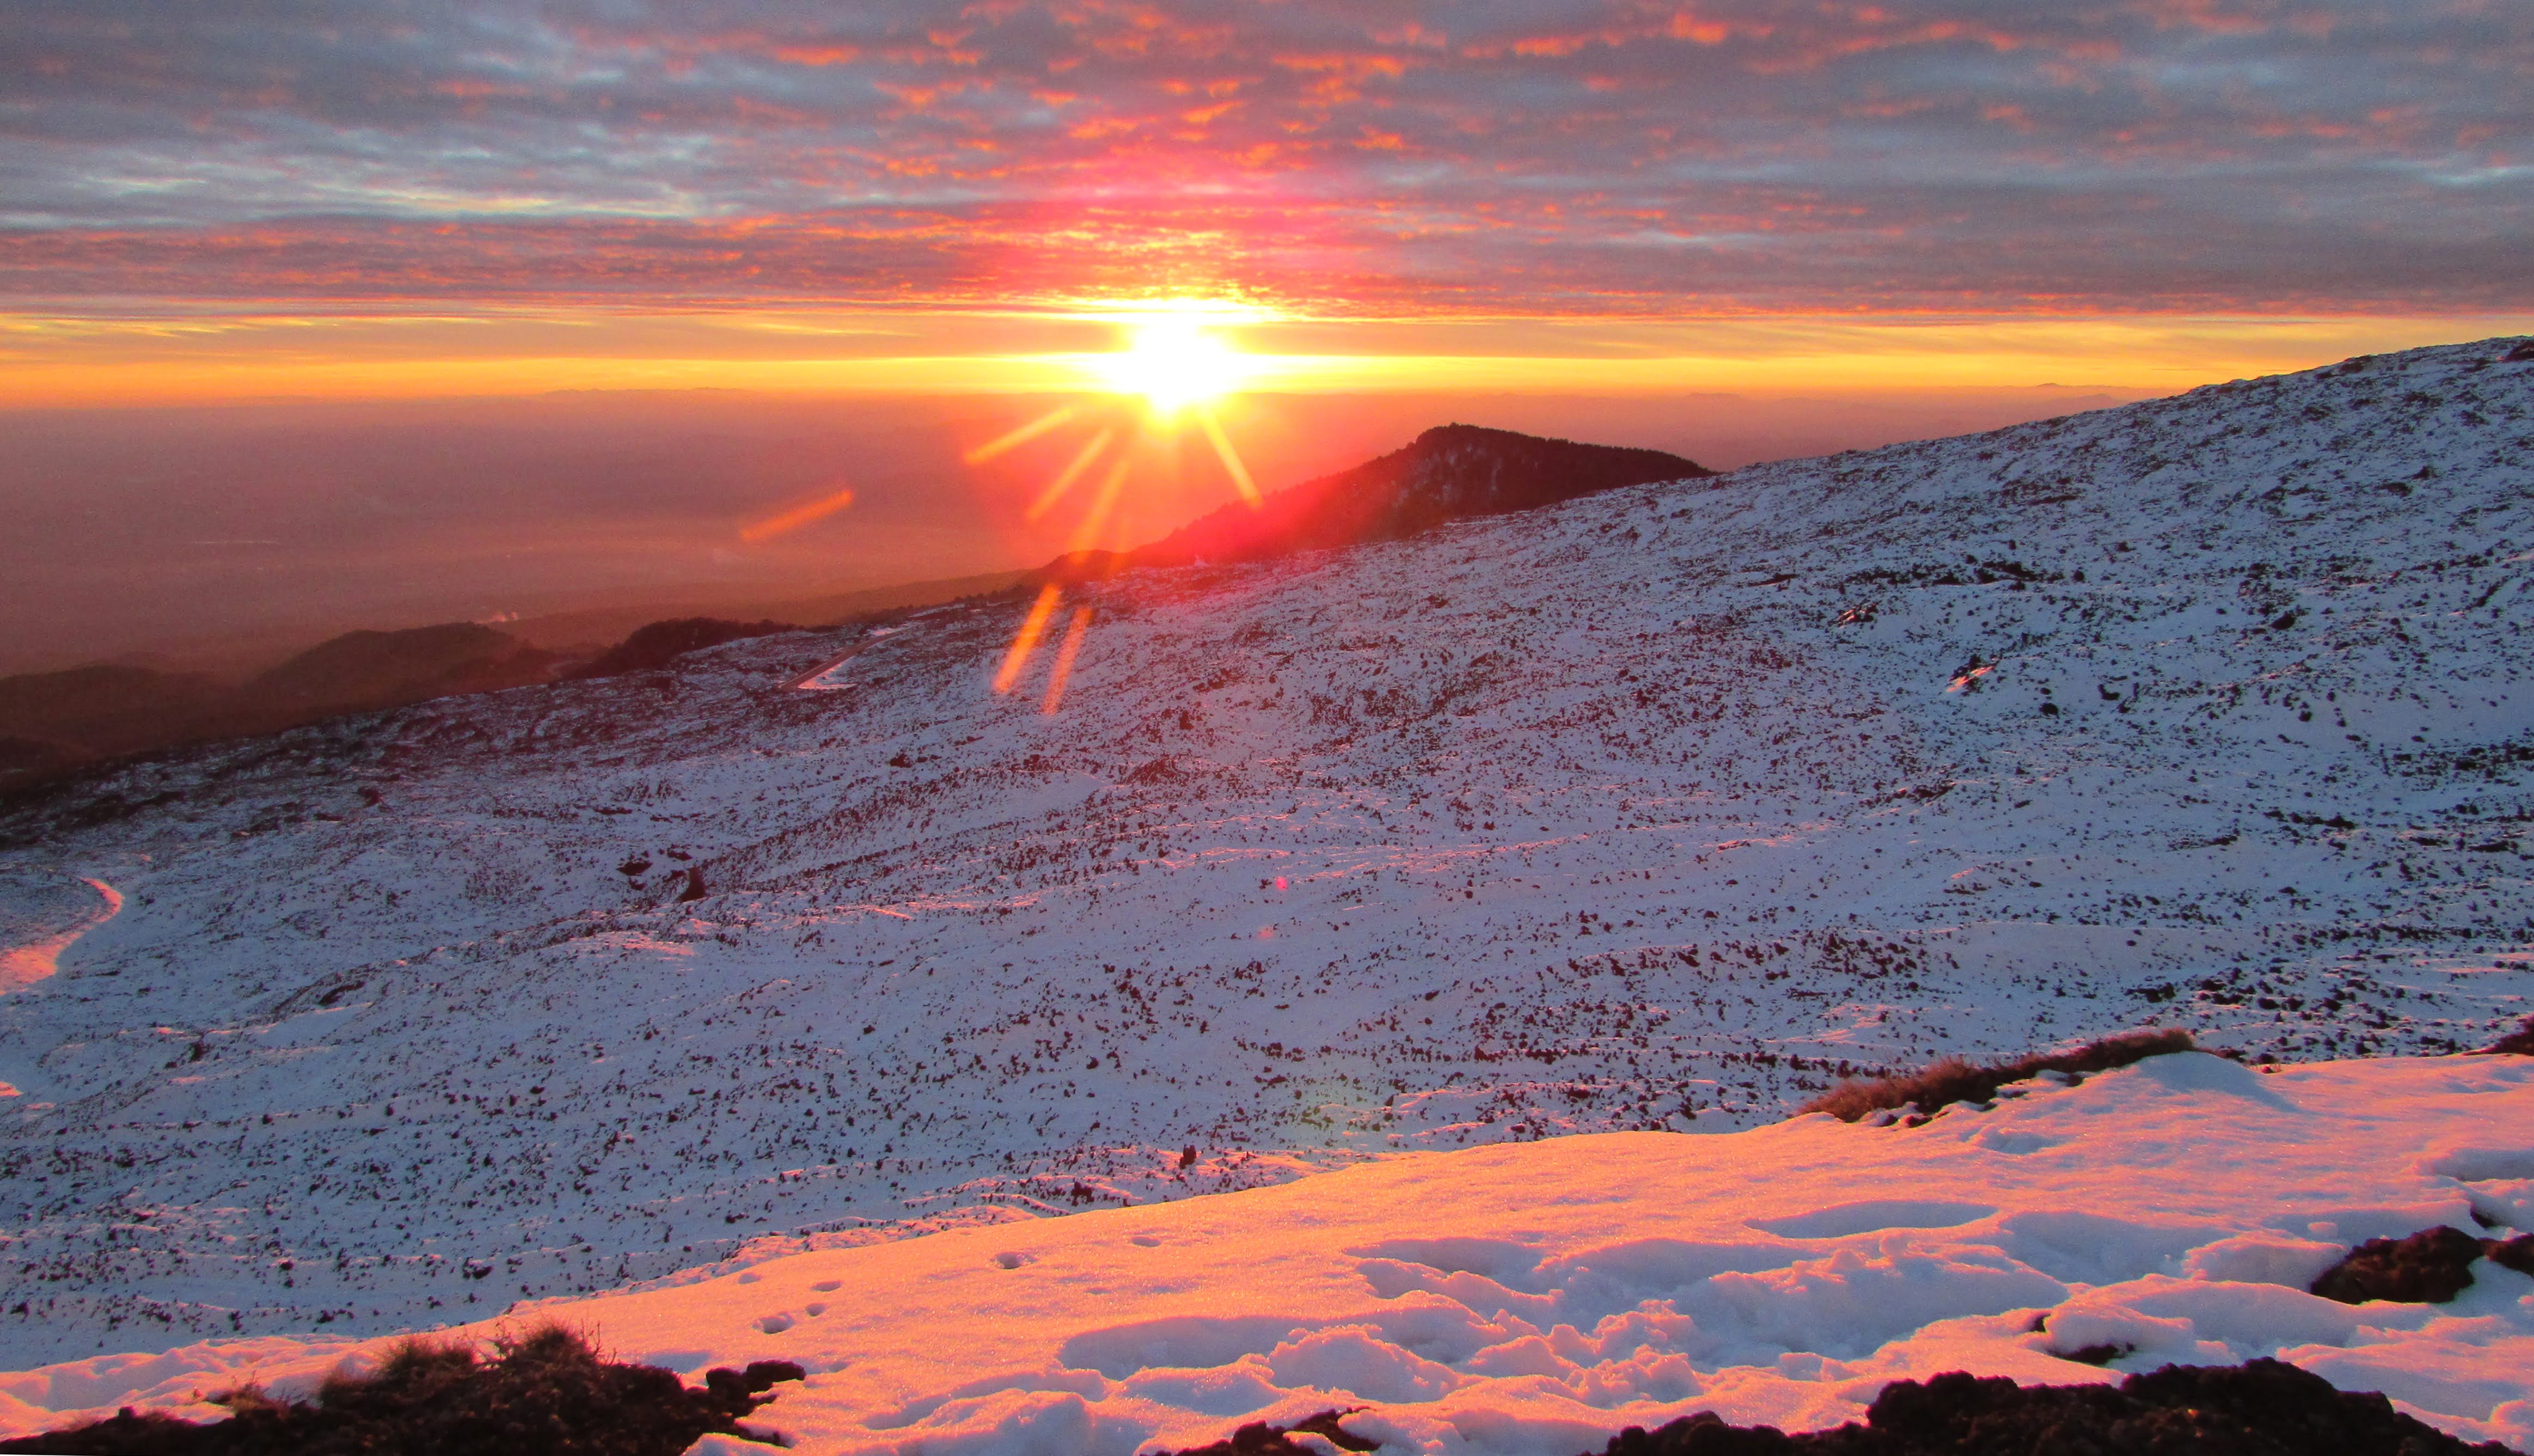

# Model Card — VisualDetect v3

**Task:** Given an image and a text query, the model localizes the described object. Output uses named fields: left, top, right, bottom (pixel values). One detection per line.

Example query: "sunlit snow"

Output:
left=1, top=1054, right=2527, bottom=1452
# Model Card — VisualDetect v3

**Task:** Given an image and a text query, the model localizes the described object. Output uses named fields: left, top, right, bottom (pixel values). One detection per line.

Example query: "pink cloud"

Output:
left=0, top=0, right=2519, bottom=316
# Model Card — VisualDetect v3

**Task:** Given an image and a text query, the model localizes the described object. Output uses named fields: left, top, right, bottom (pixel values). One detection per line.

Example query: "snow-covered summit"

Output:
left=0, top=336, right=2527, bottom=1371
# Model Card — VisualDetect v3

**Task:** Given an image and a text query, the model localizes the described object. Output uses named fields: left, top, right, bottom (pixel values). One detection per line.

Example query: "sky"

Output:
left=4, top=0, right=2529, bottom=399
left=1, top=1, right=2529, bottom=669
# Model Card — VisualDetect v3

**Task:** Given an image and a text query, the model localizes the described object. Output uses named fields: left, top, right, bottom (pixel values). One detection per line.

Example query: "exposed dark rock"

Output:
left=1165, top=1365, right=2517, bottom=1454
left=1164, top=1408, right=1379, bottom=1454
left=2489, top=1233, right=2534, bottom=1277
left=2311, top=1225, right=2490, bottom=1305
left=1563, top=1360, right=2512, bottom=1455
left=703, top=1360, right=804, bottom=1407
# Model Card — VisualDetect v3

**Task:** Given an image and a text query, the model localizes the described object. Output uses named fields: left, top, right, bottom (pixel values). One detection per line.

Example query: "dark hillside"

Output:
left=0, top=665, right=244, bottom=782
left=500, top=568, right=1030, bottom=656
left=1045, top=424, right=1706, bottom=580
left=570, top=618, right=806, bottom=679
left=0, top=627, right=561, bottom=791
left=0, top=608, right=852, bottom=793
left=248, top=623, right=556, bottom=714
left=0, top=665, right=231, bottom=758
left=0, top=736, right=88, bottom=779
left=1, top=427, right=1683, bottom=785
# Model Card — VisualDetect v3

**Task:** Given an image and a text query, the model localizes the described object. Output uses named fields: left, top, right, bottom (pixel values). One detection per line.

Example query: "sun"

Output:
left=959, top=304, right=1269, bottom=714
left=1092, top=315, right=1247, bottom=416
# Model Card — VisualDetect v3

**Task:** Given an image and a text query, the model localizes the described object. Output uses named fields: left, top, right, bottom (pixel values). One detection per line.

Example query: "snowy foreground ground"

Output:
left=1, top=1050, right=2529, bottom=1453
left=0, top=338, right=2528, bottom=1388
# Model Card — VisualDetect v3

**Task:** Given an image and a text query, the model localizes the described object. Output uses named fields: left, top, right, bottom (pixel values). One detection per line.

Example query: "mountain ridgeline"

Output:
left=0, top=425, right=1696, bottom=786
left=0, top=626, right=558, bottom=790
left=246, top=623, right=558, bottom=713
left=565, top=618, right=804, bottom=680
left=1040, top=423, right=1709, bottom=581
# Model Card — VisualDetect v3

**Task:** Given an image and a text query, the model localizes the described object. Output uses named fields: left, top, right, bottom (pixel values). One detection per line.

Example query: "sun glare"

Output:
left=970, top=305, right=1270, bottom=712
left=1094, top=316, right=1247, bottom=416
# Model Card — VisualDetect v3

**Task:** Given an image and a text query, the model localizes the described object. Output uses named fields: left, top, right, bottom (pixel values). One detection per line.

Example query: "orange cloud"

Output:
left=1, top=0, right=2520, bottom=338
left=774, top=44, right=862, bottom=66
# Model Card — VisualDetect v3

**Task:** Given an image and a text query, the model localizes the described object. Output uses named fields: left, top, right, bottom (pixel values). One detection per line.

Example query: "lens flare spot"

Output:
left=739, top=485, right=855, bottom=543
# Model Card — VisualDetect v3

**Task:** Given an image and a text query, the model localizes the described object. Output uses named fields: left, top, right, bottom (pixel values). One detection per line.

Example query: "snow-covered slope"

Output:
left=0, top=338, right=2529, bottom=1371
left=2, top=1053, right=2529, bottom=1453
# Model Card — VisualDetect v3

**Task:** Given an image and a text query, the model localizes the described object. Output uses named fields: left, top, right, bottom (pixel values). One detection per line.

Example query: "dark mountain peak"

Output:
left=1363, top=422, right=1709, bottom=526
left=1044, top=425, right=1708, bottom=582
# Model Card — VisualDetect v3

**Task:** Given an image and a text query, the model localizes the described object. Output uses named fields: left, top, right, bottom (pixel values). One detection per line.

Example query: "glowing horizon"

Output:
left=7, top=306, right=2531, bottom=409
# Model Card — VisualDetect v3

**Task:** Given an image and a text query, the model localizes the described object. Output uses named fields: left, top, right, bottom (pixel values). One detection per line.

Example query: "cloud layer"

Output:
left=3, top=1, right=2528, bottom=313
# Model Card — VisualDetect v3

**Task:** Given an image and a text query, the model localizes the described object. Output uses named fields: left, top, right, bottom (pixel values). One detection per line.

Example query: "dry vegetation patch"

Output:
left=2311, top=1226, right=2534, bottom=1305
left=2479, top=1014, right=2534, bottom=1055
left=0, top=1326, right=799, bottom=1455
left=1165, top=1361, right=2512, bottom=1455
left=1599, top=1360, right=2512, bottom=1455
left=1798, top=1028, right=2196, bottom=1123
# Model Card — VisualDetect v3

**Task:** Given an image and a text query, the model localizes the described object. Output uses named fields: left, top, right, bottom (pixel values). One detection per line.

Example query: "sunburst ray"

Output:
left=1040, top=607, right=1094, bottom=714
left=962, top=404, right=1078, bottom=466
left=1026, top=427, right=1116, bottom=524
left=1196, top=405, right=1260, bottom=507
left=1066, top=455, right=1136, bottom=553
left=992, top=582, right=1063, bottom=694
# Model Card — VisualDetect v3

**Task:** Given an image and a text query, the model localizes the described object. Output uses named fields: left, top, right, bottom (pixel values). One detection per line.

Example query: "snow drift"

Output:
left=1, top=1051, right=2527, bottom=1453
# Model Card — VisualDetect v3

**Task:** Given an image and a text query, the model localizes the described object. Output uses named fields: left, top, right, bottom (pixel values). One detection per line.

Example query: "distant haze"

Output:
left=0, top=384, right=2139, bottom=676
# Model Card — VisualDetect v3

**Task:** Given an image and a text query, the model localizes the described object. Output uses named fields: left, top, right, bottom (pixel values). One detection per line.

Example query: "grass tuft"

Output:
left=2479, top=1014, right=2534, bottom=1056
left=1799, top=1028, right=2196, bottom=1123
left=0, top=1322, right=803, bottom=1455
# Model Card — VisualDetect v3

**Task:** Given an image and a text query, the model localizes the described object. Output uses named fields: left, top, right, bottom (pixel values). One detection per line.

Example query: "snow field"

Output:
left=1, top=1052, right=2528, bottom=1453
left=0, top=338, right=2527, bottom=1367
